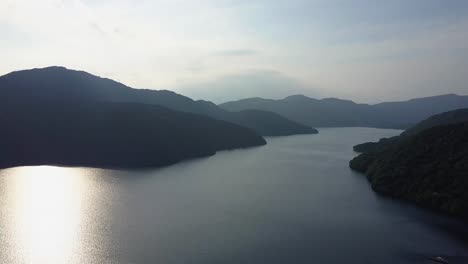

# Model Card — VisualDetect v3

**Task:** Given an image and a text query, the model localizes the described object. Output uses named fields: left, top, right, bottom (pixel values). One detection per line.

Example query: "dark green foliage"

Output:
left=350, top=113, right=468, bottom=218
left=353, top=136, right=400, bottom=153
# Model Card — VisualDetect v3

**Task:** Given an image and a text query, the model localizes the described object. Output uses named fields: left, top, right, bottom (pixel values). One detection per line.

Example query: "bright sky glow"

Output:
left=1, top=0, right=468, bottom=103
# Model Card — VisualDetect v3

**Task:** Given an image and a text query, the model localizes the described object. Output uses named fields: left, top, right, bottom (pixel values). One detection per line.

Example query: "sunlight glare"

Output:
left=7, top=166, right=89, bottom=264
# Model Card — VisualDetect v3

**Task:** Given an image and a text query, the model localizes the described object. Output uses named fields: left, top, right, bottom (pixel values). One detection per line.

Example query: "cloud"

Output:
left=173, top=70, right=321, bottom=103
left=1, top=0, right=468, bottom=103
left=89, top=22, right=107, bottom=36
left=214, top=49, right=258, bottom=57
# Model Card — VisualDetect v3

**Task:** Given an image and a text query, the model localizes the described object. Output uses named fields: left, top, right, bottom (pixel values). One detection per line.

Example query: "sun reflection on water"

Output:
left=3, top=166, right=90, bottom=264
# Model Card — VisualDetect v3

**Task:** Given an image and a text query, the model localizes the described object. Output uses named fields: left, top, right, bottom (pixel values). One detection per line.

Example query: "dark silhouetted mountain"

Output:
left=0, top=100, right=266, bottom=169
left=220, top=94, right=468, bottom=129
left=349, top=109, right=468, bottom=218
left=0, top=66, right=316, bottom=136
left=352, top=108, right=468, bottom=154
left=223, top=109, right=317, bottom=136
left=401, top=108, right=468, bottom=136
left=0, top=66, right=271, bottom=168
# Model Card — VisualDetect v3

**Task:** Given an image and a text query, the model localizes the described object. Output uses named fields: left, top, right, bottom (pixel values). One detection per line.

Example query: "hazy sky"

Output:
left=1, top=0, right=468, bottom=103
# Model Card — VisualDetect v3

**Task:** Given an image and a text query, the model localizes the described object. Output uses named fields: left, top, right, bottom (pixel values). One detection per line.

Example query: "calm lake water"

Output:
left=0, top=128, right=466, bottom=264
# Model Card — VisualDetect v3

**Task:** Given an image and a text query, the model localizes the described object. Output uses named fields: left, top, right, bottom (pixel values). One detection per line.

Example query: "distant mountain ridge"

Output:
left=0, top=66, right=316, bottom=136
left=220, top=94, right=468, bottom=129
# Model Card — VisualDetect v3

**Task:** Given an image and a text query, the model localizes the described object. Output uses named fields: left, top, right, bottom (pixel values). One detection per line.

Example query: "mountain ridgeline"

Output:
left=1, top=67, right=316, bottom=136
left=220, top=94, right=468, bottom=129
left=349, top=109, right=468, bottom=218
left=0, top=66, right=287, bottom=169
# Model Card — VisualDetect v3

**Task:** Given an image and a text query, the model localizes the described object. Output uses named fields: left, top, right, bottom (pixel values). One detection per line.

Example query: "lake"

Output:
left=0, top=128, right=466, bottom=264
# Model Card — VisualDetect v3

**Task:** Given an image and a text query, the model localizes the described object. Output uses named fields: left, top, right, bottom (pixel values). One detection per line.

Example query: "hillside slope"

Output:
left=0, top=101, right=266, bottom=169
left=349, top=109, right=468, bottom=218
left=0, top=66, right=316, bottom=136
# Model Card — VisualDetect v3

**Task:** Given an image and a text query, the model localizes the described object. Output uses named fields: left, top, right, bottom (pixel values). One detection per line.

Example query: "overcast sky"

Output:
left=1, top=0, right=468, bottom=103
